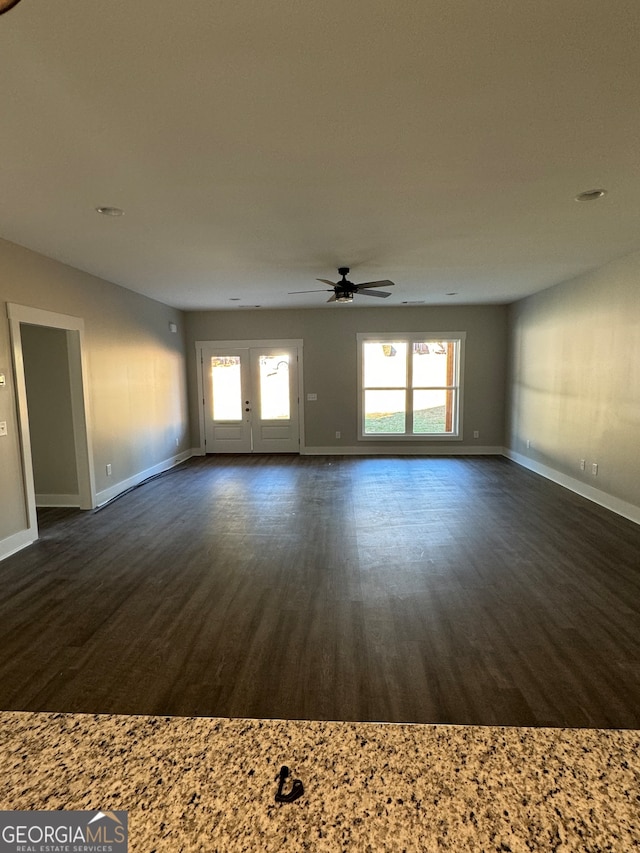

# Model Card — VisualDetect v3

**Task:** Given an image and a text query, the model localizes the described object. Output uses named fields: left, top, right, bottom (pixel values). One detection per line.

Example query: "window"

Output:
left=357, top=333, right=465, bottom=439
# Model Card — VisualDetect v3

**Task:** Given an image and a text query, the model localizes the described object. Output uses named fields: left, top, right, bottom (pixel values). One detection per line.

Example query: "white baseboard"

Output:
left=504, top=449, right=640, bottom=526
left=302, top=445, right=504, bottom=456
left=95, top=449, right=193, bottom=506
left=36, top=494, right=81, bottom=508
left=0, top=527, right=37, bottom=563
left=191, top=446, right=206, bottom=456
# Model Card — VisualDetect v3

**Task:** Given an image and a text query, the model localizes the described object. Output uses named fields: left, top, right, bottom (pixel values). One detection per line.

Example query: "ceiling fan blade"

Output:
left=355, top=279, right=394, bottom=289
left=288, top=289, right=332, bottom=294
left=357, top=288, right=392, bottom=298
left=317, top=278, right=338, bottom=286
left=326, top=294, right=337, bottom=302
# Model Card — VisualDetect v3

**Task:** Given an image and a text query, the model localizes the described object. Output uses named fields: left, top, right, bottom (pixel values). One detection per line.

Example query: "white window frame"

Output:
left=357, top=332, right=466, bottom=441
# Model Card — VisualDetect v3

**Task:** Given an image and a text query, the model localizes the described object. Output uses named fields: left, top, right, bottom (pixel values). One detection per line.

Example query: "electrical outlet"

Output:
left=0, top=421, right=7, bottom=437
left=526, top=439, right=531, bottom=449
left=592, top=462, right=598, bottom=476
left=580, top=459, right=586, bottom=471
left=106, top=463, right=112, bottom=476
left=473, top=430, right=479, bottom=439
left=175, top=437, right=179, bottom=447
left=335, top=431, right=341, bottom=439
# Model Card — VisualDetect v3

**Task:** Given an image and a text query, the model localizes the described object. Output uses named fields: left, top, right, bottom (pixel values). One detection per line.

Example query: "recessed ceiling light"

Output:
left=95, top=206, right=124, bottom=216
left=229, top=297, right=241, bottom=301
left=575, top=189, right=607, bottom=202
left=446, top=292, right=458, bottom=296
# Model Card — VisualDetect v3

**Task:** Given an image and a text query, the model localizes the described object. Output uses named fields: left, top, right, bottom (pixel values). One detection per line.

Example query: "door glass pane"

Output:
left=364, top=389, right=406, bottom=434
left=259, top=355, right=290, bottom=420
left=413, top=389, right=455, bottom=433
left=363, top=342, right=407, bottom=387
left=211, top=356, right=242, bottom=420
left=412, top=341, right=452, bottom=387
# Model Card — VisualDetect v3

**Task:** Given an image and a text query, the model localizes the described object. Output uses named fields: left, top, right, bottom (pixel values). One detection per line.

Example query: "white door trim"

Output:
left=7, top=303, right=97, bottom=543
left=195, top=338, right=304, bottom=454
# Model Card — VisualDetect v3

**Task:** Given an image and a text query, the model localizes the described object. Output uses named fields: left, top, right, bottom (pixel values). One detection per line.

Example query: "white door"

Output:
left=202, top=343, right=300, bottom=453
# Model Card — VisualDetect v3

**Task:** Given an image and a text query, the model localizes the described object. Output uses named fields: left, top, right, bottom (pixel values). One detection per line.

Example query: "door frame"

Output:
left=195, top=338, right=305, bottom=454
left=8, top=303, right=97, bottom=542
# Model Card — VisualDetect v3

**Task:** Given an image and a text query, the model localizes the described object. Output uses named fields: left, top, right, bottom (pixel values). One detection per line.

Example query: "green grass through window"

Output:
left=365, top=405, right=447, bottom=434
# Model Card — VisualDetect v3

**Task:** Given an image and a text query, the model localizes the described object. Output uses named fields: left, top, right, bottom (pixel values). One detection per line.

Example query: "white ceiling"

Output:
left=1, top=0, right=640, bottom=310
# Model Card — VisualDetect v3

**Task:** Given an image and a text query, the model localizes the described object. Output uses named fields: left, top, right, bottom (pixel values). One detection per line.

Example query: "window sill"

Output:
left=359, top=433, right=463, bottom=441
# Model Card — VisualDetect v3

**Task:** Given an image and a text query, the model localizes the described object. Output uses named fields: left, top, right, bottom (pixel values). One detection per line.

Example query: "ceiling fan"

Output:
left=289, top=267, right=395, bottom=303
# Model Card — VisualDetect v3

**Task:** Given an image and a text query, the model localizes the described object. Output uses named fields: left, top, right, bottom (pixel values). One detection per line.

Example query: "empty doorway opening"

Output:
left=8, top=303, right=96, bottom=543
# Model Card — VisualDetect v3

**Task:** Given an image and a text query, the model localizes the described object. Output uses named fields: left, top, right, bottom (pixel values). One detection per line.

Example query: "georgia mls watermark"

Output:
left=0, top=810, right=128, bottom=853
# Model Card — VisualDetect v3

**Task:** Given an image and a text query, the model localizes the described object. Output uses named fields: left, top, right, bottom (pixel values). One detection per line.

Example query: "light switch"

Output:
left=0, top=421, right=7, bottom=437
left=0, top=373, right=5, bottom=387
left=306, top=393, right=317, bottom=401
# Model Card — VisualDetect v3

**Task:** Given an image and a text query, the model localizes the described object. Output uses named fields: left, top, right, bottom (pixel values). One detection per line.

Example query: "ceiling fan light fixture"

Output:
left=335, top=291, right=354, bottom=303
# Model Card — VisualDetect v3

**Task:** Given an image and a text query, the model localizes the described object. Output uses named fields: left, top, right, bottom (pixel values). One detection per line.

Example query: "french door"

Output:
left=200, top=341, right=301, bottom=453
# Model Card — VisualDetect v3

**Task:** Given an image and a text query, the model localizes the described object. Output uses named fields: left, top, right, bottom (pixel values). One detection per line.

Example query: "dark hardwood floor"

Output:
left=2, top=455, right=639, bottom=728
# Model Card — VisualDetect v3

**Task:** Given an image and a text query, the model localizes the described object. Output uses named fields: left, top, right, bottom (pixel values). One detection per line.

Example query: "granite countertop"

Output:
left=0, top=712, right=638, bottom=851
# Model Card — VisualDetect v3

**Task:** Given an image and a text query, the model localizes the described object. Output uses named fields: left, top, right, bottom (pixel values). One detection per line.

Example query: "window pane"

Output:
left=412, top=341, right=453, bottom=387
left=211, top=357, right=242, bottom=420
left=364, top=389, right=406, bottom=434
left=363, top=342, right=407, bottom=388
left=413, top=389, right=456, bottom=433
left=259, top=355, right=290, bottom=420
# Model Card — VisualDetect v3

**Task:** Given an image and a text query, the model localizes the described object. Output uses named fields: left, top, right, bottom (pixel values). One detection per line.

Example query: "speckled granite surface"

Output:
left=0, top=712, right=638, bottom=852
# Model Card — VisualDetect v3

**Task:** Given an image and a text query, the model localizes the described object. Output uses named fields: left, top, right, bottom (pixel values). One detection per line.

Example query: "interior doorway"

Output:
left=8, top=304, right=96, bottom=542
left=197, top=339, right=303, bottom=453
left=21, top=324, right=80, bottom=505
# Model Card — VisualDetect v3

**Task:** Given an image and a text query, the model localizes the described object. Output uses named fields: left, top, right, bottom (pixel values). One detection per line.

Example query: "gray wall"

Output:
left=186, top=304, right=508, bottom=452
left=0, top=237, right=189, bottom=549
left=506, top=249, right=640, bottom=509
left=21, top=324, right=78, bottom=500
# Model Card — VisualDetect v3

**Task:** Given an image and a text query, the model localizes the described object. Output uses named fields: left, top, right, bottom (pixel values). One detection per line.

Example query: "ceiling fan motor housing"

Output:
left=337, top=268, right=354, bottom=298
